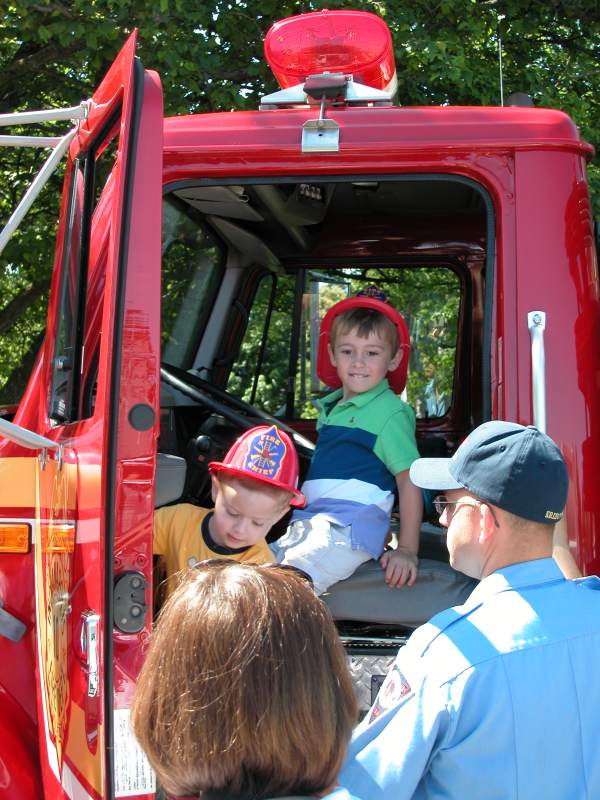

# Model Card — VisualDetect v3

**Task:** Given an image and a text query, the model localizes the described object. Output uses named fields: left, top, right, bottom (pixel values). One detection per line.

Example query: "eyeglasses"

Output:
left=190, top=558, right=315, bottom=589
left=433, top=495, right=499, bottom=527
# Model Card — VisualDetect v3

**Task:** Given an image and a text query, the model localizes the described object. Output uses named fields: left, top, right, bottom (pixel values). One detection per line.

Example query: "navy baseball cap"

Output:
left=410, top=421, right=568, bottom=524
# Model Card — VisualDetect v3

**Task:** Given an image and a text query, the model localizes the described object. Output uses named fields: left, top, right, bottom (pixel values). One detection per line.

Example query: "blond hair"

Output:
left=330, top=306, right=399, bottom=353
left=215, top=472, right=293, bottom=510
left=132, top=562, right=357, bottom=799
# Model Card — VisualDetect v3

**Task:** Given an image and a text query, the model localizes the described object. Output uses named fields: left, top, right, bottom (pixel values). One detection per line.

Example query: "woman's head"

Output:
left=131, top=561, right=358, bottom=799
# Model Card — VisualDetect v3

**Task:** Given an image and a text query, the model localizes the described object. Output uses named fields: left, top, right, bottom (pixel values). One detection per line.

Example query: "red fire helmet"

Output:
left=208, top=425, right=305, bottom=507
left=317, top=295, right=410, bottom=394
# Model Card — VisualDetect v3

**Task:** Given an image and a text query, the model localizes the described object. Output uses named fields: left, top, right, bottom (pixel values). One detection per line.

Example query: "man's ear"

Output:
left=479, top=504, right=498, bottom=543
left=388, top=348, right=402, bottom=372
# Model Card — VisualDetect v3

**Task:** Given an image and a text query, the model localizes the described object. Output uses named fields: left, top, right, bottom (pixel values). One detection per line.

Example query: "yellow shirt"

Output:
left=154, top=503, right=273, bottom=595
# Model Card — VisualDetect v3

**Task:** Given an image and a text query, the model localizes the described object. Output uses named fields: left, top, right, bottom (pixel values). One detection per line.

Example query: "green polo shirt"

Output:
left=293, top=379, right=419, bottom=557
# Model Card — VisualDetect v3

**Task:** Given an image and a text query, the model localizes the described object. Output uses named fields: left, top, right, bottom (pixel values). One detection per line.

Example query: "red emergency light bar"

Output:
left=264, top=9, right=397, bottom=94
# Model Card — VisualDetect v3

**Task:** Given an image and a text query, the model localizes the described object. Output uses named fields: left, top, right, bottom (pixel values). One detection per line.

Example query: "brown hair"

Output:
left=330, top=307, right=399, bottom=354
left=132, top=562, right=358, bottom=799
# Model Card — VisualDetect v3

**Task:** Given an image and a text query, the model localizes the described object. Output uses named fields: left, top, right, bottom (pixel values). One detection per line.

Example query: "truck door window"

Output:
left=393, top=266, right=460, bottom=420
left=161, top=198, right=224, bottom=368
left=225, top=266, right=460, bottom=421
left=226, top=271, right=296, bottom=416
left=49, top=119, right=119, bottom=423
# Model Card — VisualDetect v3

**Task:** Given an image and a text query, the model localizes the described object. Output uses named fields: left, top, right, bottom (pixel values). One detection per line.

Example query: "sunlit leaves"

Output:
left=0, top=0, right=598, bottom=401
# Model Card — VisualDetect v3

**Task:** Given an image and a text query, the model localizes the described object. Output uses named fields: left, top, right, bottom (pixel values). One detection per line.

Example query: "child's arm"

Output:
left=380, top=470, right=423, bottom=588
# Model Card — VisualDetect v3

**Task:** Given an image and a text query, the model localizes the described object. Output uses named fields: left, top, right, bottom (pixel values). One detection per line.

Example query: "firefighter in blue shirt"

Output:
left=339, top=420, right=600, bottom=800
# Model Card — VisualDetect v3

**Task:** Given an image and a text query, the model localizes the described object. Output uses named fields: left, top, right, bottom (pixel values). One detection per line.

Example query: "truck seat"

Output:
left=323, top=556, right=476, bottom=627
left=155, top=453, right=187, bottom=507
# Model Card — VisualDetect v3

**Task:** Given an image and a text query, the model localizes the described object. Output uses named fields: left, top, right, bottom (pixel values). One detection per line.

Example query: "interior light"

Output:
left=299, top=184, right=323, bottom=201
left=353, top=181, right=379, bottom=191
left=264, top=10, right=397, bottom=94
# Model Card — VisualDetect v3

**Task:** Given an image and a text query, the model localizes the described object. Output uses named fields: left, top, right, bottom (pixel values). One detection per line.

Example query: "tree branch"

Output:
left=0, top=282, right=48, bottom=336
left=0, top=42, right=80, bottom=102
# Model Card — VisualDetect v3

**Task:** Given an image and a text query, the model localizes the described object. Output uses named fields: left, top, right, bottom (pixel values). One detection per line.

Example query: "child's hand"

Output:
left=380, top=547, right=418, bottom=588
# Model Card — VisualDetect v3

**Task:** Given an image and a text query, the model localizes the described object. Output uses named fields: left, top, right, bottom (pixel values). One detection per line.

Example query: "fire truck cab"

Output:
left=0, top=9, right=598, bottom=799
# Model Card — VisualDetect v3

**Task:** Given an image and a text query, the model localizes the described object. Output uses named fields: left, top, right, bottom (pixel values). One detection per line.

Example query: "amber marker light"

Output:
left=40, top=523, right=76, bottom=554
left=0, top=523, right=31, bottom=553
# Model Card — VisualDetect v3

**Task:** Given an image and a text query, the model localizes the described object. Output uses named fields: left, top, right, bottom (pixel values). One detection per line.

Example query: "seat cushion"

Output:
left=323, top=558, right=477, bottom=627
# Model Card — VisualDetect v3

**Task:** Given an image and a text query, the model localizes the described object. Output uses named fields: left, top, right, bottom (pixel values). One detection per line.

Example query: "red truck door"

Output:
left=31, top=32, right=162, bottom=798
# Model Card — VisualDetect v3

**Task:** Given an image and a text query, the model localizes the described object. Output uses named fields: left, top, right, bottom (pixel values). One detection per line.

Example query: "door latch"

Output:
left=80, top=611, right=100, bottom=698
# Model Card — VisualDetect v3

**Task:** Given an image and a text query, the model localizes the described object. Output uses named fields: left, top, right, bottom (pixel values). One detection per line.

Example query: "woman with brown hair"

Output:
left=131, top=560, right=358, bottom=800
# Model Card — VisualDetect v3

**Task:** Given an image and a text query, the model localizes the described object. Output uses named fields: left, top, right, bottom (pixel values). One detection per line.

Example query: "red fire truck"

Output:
left=0, top=9, right=598, bottom=798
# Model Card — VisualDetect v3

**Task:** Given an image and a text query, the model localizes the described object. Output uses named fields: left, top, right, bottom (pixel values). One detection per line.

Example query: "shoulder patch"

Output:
left=369, top=663, right=413, bottom=723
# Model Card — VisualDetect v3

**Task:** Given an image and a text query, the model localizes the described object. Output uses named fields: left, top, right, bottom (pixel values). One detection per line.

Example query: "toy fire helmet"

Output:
left=208, top=425, right=305, bottom=507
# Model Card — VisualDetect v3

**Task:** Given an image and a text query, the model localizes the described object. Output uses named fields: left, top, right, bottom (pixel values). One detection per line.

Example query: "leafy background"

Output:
left=1, top=0, right=599, bottom=402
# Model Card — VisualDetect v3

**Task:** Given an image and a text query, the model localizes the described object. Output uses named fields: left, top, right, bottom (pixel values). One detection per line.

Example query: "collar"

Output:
left=463, top=557, right=564, bottom=610
left=318, top=378, right=391, bottom=413
left=201, top=512, right=250, bottom=555
left=420, top=558, right=566, bottom=657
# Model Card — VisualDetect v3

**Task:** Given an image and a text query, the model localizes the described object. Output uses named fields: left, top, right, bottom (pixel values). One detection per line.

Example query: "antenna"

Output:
left=498, top=34, right=504, bottom=105
left=497, top=15, right=505, bottom=106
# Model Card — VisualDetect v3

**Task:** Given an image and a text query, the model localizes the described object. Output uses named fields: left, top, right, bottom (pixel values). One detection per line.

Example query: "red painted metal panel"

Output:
left=161, top=105, right=592, bottom=182
left=0, top=691, right=42, bottom=799
left=0, top=30, right=162, bottom=799
left=511, top=150, right=600, bottom=574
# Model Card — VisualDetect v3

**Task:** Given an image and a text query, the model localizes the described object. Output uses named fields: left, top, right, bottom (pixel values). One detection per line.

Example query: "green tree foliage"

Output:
left=1, top=0, right=599, bottom=402
left=226, top=273, right=298, bottom=416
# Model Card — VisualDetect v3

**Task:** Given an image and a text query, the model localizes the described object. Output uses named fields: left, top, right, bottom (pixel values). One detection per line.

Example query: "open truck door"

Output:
left=0, top=32, right=162, bottom=799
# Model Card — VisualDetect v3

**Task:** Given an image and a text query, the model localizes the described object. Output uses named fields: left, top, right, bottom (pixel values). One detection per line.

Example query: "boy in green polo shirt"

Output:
left=270, top=290, right=422, bottom=595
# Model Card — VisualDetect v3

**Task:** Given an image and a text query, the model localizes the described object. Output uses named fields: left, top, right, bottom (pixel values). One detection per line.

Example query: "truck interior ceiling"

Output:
left=156, top=174, right=493, bottom=616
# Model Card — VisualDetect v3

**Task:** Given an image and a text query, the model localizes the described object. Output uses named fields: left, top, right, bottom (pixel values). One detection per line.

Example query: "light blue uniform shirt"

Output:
left=339, top=558, right=600, bottom=799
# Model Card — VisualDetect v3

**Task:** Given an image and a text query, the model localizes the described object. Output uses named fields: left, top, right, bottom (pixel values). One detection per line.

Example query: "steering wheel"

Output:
left=160, top=363, right=315, bottom=459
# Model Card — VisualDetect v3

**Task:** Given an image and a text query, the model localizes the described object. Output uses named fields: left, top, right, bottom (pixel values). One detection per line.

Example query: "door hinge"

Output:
left=113, top=572, right=148, bottom=634
left=0, top=599, right=26, bottom=642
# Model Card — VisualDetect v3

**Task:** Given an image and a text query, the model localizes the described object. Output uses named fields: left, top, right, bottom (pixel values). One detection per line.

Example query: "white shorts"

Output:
left=270, top=514, right=372, bottom=595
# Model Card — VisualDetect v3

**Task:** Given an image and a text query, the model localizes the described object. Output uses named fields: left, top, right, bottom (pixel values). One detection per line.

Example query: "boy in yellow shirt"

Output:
left=154, top=425, right=305, bottom=595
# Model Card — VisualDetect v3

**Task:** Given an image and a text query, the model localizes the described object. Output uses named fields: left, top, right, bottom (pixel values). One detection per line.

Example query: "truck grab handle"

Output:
left=0, top=416, right=62, bottom=469
left=528, top=311, right=547, bottom=433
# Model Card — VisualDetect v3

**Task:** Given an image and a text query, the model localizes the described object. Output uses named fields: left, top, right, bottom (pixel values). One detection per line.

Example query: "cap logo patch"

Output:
left=242, top=425, right=286, bottom=481
left=357, top=285, right=387, bottom=302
